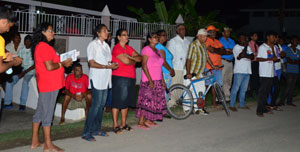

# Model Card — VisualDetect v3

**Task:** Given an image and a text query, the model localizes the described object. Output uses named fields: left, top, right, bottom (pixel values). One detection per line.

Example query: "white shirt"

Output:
left=87, top=39, right=112, bottom=90
left=5, top=41, right=23, bottom=55
left=233, top=44, right=252, bottom=74
left=257, top=43, right=274, bottom=78
left=167, top=35, right=190, bottom=70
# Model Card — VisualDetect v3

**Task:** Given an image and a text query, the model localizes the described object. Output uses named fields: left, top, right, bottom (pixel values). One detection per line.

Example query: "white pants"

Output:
left=183, top=74, right=206, bottom=111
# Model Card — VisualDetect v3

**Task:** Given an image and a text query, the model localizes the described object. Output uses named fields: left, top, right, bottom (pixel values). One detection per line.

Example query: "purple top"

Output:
left=141, top=46, right=164, bottom=82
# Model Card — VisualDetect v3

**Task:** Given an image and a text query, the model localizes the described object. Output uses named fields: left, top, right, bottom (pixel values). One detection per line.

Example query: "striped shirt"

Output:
left=187, top=40, right=209, bottom=78
left=286, top=47, right=300, bottom=74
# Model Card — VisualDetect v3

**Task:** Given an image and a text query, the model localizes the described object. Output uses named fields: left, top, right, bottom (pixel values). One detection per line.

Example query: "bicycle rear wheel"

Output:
left=214, top=82, right=230, bottom=116
left=166, top=84, right=194, bottom=120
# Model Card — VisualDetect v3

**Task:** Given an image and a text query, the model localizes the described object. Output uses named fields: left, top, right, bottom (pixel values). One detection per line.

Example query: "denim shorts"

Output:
left=204, top=69, right=223, bottom=86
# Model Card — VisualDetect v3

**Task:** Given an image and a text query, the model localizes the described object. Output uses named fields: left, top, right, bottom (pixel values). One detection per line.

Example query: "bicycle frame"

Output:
left=186, top=71, right=216, bottom=102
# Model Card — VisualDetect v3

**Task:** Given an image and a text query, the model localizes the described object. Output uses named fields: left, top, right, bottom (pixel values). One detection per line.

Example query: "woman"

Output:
left=82, top=24, right=118, bottom=142
left=111, top=29, right=142, bottom=134
left=30, top=22, right=72, bottom=152
left=156, top=30, right=175, bottom=88
left=136, top=32, right=167, bottom=130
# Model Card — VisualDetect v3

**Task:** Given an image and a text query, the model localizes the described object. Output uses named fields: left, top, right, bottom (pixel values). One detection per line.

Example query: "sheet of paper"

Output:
left=60, top=49, right=80, bottom=62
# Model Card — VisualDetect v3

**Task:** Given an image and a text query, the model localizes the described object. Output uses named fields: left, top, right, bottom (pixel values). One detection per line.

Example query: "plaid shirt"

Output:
left=187, top=40, right=209, bottom=78
left=18, top=47, right=35, bottom=75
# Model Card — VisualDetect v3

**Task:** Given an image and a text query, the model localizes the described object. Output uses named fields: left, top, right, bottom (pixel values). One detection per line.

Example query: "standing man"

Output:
left=185, top=29, right=215, bottom=115
left=219, top=27, right=235, bottom=102
left=167, top=24, right=190, bottom=88
left=229, top=33, right=254, bottom=111
left=278, top=35, right=300, bottom=107
left=248, top=32, right=259, bottom=97
left=256, top=31, right=279, bottom=117
left=205, top=25, right=231, bottom=109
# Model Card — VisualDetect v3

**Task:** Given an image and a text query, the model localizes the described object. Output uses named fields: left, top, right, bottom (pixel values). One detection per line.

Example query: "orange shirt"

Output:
left=205, top=37, right=223, bottom=69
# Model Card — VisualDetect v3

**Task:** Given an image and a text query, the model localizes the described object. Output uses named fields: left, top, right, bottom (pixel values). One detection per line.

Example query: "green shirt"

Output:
left=187, top=40, right=209, bottom=78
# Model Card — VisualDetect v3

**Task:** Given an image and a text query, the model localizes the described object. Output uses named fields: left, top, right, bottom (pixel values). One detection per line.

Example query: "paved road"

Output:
left=3, top=102, right=300, bottom=152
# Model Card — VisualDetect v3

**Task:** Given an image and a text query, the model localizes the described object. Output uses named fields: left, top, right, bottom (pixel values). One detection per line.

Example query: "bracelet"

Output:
left=58, top=63, right=62, bottom=68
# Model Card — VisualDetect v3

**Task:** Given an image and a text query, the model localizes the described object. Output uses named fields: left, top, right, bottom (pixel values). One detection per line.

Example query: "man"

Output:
left=0, top=6, right=22, bottom=73
left=278, top=36, right=300, bottom=107
left=219, top=27, right=235, bottom=102
left=59, top=63, right=92, bottom=125
left=167, top=24, right=190, bottom=87
left=256, top=31, right=279, bottom=117
left=229, top=33, right=254, bottom=111
left=205, top=25, right=231, bottom=109
left=2, top=35, right=35, bottom=111
left=185, top=29, right=215, bottom=115
left=248, top=32, right=259, bottom=97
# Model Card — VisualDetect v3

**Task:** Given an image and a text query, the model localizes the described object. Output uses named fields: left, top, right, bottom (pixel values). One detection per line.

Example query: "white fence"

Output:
left=13, top=11, right=177, bottom=39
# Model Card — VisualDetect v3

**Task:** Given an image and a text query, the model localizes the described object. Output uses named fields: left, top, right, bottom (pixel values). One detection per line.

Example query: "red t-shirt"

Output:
left=34, top=42, right=65, bottom=92
left=112, top=43, right=136, bottom=78
left=65, top=73, right=89, bottom=94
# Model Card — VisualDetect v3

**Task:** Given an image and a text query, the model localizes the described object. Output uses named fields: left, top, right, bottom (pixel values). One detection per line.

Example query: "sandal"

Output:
left=273, top=106, right=283, bottom=111
left=137, top=125, right=150, bottom=130
left=121, top=124, right=133, bottom=131
left=81, top=135, right=96, bottom=142
left=93, top=131, right=109, bottom=137
left=113, top=126, right=123, bottom=134
left=145, top=122, right=158, bottom=127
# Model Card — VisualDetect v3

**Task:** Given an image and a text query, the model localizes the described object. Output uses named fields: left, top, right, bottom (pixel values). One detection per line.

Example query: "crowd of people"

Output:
left=1, top=6, right=300, bottom=152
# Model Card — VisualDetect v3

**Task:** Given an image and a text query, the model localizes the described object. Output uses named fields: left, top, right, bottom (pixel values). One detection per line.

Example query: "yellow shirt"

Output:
left=0, top=35, right=6, bottom=59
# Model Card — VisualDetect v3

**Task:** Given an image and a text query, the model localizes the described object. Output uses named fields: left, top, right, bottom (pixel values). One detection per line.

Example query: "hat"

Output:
left=197, top=29, right=207, bottom=36
left=223, top=27, right=232, bottom=31
left=206, top=25, right=219, bottom=31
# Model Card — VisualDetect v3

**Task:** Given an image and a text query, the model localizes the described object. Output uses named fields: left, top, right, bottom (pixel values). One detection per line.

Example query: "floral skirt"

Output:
left=136, top=80, right=167, bottom=121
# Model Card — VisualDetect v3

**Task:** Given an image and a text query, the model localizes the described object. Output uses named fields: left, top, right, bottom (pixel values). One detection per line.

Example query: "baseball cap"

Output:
left=197, top=29, right=207, bottom=36
left=206, top=25, right=219, bottom=32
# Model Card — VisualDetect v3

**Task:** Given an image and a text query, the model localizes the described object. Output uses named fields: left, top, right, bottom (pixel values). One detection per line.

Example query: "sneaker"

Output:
left=199, top=109, right=209, bottom=115
left=2, top=103, right=13, bottom=110
left=19, top=105, right=26, bottom=111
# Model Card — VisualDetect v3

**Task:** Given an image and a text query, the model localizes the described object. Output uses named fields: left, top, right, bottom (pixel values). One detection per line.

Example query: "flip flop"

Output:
left=137, top=125, right=150, bottom=130
left=145, top=122, right=158, bottom=127
left=113, top=126, right=123, bottom=134
left=93, top=131, right=109, bottom=137
left=81, top=135, right=96, bottom=142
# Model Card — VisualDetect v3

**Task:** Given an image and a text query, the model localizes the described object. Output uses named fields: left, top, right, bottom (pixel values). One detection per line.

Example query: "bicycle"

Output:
left=166, top=66, right=230, bottom=120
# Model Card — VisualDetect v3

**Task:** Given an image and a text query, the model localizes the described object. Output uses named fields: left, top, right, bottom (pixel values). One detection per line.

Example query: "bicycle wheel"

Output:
left=214, top=82, right=230, bottom=116
left=166, top=84, right=194, bottom=120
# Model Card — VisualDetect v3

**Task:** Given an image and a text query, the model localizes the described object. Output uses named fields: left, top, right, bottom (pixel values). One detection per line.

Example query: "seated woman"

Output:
left=59, top=63, right=92, bottom=125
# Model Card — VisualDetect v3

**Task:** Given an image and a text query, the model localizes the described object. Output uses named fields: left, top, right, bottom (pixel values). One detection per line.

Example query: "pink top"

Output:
left=248, top=40, right=259, bottom=61
left=141, top=46, right=164, bottom=82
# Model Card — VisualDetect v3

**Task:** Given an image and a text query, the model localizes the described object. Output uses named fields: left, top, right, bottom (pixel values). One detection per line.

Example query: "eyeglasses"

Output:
left=46, top=30, right=54, bottom=33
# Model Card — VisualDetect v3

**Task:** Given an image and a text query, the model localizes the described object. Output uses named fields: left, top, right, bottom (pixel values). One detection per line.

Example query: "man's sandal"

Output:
left=121, top=124, right=133, bottom=131
left=113, top=126, right=123, bottom=134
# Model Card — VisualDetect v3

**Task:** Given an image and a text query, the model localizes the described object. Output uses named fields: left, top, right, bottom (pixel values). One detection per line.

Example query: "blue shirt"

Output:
left=281, top=44, right=289, bottom=63
left=219, top=37, right=235, bottom=60
left=155, top=43, right=173, bottom=74
left=286, top=47, right=300, bottom=74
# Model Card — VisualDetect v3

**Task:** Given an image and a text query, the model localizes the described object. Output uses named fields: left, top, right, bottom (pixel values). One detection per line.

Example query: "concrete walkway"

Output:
left=2, top=101, right=300, bottom=152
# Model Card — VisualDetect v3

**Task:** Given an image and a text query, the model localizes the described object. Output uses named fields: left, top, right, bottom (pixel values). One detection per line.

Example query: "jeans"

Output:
left=205, top=69, right=223, bottom=86
left=230, top=74, right=250, bottom=107
left=4, top=74, right=34, bottom=106
left=82, top=80, right=108, bottom=136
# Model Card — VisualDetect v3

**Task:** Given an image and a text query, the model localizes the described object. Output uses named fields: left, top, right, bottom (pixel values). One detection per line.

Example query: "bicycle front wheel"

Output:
left=214, top=82, right=230, bottom=116
left=166, top=84, right=194, bottom=120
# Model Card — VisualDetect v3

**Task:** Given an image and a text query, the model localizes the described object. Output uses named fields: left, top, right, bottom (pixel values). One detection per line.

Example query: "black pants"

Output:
left=257, top=77, right=273, bottom=113
left=270, top=76, right=280, bottom=106
left=280, top=73, right=298, bottom=104
left=249, top=61, right=260, bottom=95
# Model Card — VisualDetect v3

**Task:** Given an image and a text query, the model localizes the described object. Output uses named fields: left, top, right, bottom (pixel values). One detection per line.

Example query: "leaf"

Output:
left=154, top=1, right=169, bottom=23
